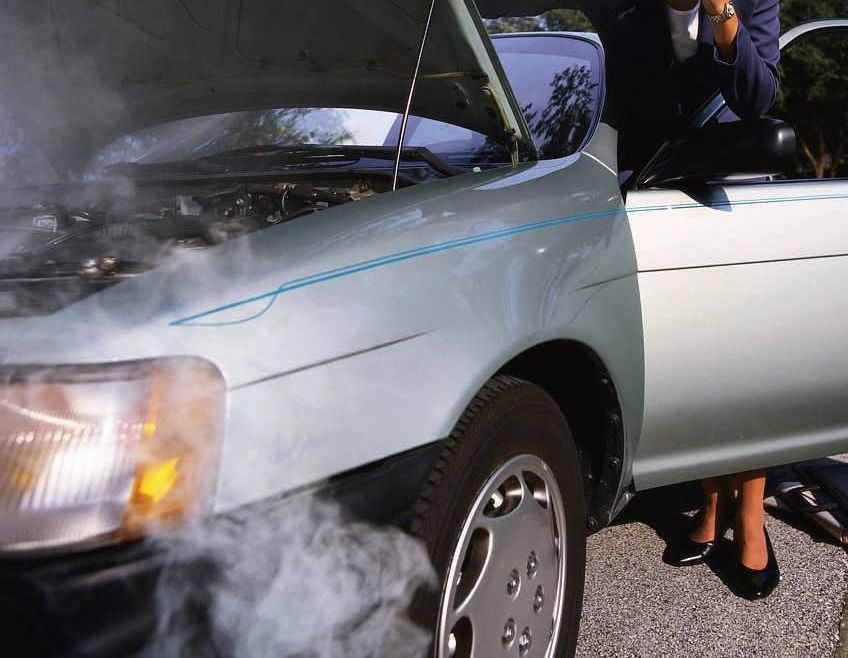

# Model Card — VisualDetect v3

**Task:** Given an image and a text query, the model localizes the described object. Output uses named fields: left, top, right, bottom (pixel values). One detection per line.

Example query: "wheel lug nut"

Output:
left=527, top=551, right=538, bottom=578
left=506, top=569, right=520, bottom=597
left=518, top=627, right=533, bottom=655
left=502, top=618, right=516, bottom=646
left=533, top=585, right=545, bottom=613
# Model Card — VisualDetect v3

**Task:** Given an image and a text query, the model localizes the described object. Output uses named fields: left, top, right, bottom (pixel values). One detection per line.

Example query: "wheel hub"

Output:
left=437, top=454, right=567, bottom=658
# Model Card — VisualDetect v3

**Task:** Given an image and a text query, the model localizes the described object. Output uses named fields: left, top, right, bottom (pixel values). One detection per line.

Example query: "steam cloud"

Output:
left=146, top=494, right=435, bottom=658
left=0, top=4, right=438, bottom=657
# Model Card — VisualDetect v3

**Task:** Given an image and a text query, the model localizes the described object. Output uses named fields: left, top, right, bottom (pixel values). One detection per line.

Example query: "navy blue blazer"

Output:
left=477, top=0, right=780, bottom=171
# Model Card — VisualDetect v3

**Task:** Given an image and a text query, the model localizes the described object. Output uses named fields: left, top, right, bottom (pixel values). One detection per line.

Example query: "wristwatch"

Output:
left=708, top=1, right=736, bottom=24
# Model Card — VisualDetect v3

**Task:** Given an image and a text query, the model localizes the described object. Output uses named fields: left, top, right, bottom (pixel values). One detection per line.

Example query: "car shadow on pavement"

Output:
left=603, top=484, right=739, bottom=598
left=608, top=480, right=701, bottom=545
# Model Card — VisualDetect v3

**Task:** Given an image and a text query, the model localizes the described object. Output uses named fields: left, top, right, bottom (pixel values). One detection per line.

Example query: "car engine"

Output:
left=0, top=177, right=382, bottom=317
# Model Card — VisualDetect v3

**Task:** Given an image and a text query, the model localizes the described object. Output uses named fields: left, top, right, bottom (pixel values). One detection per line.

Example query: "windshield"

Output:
left=86, top=108, right=400, bottom=176
left=82, top=105, right=513, bottom=181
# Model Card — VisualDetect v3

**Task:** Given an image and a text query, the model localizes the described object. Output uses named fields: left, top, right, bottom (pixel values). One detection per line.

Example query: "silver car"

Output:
left=0, top=1, right=846, bottom=656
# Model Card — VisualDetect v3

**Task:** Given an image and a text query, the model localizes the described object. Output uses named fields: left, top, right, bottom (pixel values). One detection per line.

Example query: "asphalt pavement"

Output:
left=575, top=457, right=848, bottom=658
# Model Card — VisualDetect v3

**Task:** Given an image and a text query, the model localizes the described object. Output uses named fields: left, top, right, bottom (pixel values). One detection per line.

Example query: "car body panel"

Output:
left=627, top=183, right=848, bottom=270
left=0, top=128, right=644, bottom=511
left=3, top=9, right=846, bottom=559
left=628, top=180, right=848, bottom=490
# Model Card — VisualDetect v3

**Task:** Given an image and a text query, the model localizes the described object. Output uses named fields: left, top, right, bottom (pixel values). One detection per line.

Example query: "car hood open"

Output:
left=0, top=0, right=535, bottom=172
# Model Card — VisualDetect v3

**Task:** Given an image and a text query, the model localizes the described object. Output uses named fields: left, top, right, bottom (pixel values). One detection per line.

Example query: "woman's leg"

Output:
left=735, top=469, right=768, bottom=570
left=690, top=476, right=733, bottom=542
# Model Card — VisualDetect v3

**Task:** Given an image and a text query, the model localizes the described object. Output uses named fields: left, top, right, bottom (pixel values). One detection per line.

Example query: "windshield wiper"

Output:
left=103, top=144, right=468, bottom=179
left=204, top=144, right=470, bottom=177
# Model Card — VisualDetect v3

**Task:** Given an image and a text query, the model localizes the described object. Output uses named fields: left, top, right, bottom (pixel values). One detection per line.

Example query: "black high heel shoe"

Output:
left=666, top=505, right=735, bottom=567
left=733, top=526, right=780, bottom=600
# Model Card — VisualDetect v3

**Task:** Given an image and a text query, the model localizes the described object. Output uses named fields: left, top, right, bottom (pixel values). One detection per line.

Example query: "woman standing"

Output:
left=657, top=0, right=781, bottom=599
left=476, top=0, right=782, bottom=599
left=670, top=470, right=778, bottom=599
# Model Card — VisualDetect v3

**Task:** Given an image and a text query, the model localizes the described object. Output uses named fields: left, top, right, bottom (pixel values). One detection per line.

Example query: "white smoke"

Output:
left=146, top=494, right=435, bottom=658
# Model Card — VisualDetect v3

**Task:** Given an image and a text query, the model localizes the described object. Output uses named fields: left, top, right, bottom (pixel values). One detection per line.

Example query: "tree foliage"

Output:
left=775, top=0, right=848, bottom=177
left=486, top=9, right=598, bottom=158
left=533, top=65, right=597, bottom=156
left=779, top=0, right=848, bottom=28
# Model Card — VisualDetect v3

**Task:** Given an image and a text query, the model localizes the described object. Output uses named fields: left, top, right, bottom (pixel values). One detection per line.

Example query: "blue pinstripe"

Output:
left=171, top=192, right=848, bottom=327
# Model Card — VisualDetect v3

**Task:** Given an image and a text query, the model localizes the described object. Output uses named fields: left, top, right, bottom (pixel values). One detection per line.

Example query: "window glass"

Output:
left=493, top=35, right=603, bottom=158
left=87, top=108, right=398, bottom=177
left=391, top=35, right=603, bottom=163
left=384, top=117, right=490, bottom=161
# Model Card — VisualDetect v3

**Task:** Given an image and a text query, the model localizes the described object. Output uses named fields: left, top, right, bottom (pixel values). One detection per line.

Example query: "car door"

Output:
left=628, top=20, right=848, bottom=489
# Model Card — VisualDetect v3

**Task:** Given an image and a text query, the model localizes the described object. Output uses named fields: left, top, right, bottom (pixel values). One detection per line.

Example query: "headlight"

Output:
left=0, top=358, right=225, bottom=554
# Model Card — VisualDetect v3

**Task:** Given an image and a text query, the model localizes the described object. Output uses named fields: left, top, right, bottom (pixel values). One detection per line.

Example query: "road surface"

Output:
left=576, top=458, right=848, bottom=657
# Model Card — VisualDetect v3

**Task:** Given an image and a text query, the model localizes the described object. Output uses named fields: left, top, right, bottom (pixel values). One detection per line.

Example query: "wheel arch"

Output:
left=495, top=339, right=625, bottom=532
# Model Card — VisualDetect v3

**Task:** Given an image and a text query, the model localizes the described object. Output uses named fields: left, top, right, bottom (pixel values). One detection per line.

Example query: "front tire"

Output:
left=413, top=376, right=586, bottom=658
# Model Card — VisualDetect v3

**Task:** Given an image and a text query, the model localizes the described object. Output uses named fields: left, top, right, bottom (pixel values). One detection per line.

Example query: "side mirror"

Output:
left=635, top=119, right=797, bottom=188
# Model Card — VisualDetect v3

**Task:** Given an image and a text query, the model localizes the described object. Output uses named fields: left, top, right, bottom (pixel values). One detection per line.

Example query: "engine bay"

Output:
left=0, top=175, right=386, bottom=317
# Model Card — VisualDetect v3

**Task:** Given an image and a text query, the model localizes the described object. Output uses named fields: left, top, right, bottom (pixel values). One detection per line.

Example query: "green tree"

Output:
left=779, top=0, right=848, bottom=29
left=775, top=0, right=848, bottom=178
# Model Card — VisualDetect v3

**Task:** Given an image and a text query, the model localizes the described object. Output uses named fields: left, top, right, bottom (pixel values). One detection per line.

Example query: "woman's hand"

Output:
left=702, top=0, right=740, bottom=62
left=664, top=0, right=740, bottom=63
left=701, top=0, right=729, bottom=14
